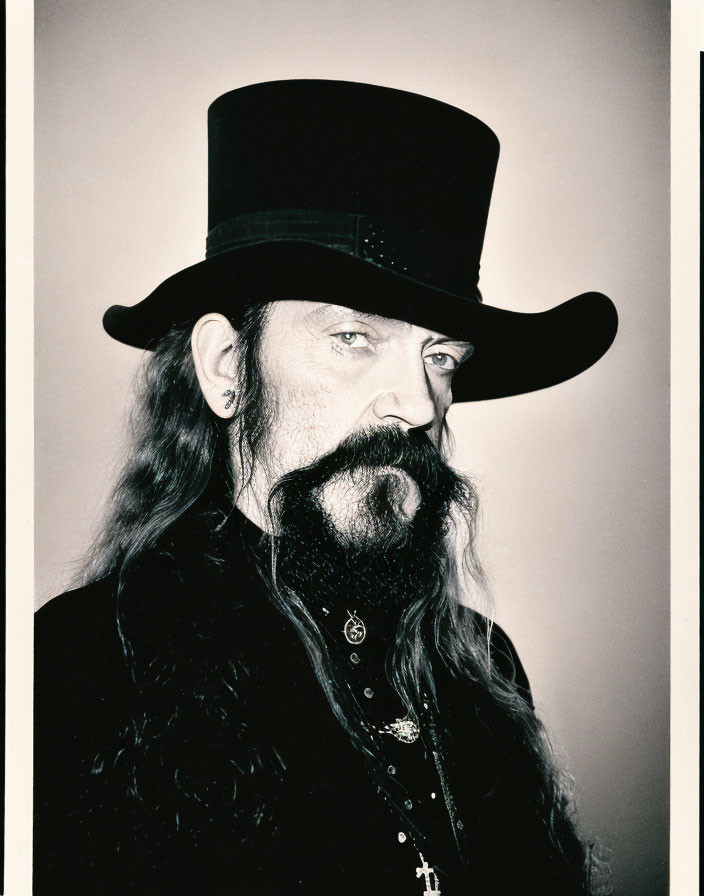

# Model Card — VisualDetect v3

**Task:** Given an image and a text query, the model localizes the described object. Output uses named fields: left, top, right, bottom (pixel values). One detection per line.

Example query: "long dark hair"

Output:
left=82, top=303, right=272, bottom=585
left=82, top=305, right=607, bottom=891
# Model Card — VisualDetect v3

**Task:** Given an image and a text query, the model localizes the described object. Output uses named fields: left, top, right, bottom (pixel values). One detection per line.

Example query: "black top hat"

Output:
left=103, top=79, right=617, bottom=401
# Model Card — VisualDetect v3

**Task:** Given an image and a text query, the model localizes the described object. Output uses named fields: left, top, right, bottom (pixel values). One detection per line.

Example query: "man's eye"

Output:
left=425, top=352, right=458, bottom=370
left=332, top=332, right=369, bottom=348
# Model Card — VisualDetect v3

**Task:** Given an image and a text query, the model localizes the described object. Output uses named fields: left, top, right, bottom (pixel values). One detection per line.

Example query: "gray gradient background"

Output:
left=35, top=2, right=670, bottom=894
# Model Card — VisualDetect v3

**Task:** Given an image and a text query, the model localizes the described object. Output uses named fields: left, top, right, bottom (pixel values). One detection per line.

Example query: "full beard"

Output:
left=267, top=427, right=473, bottom=614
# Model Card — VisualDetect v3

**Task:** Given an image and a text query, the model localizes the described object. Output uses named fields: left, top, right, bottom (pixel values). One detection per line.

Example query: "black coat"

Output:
left=34, top=517, right=588, bottom=895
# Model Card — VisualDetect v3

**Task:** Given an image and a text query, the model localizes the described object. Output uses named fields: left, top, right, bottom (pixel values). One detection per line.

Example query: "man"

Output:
left=34, top=80, right=617, bottom=895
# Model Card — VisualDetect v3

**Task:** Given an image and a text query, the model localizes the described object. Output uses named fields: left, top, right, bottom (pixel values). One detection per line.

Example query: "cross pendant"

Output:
left=415, top=854, right=441, bottom=895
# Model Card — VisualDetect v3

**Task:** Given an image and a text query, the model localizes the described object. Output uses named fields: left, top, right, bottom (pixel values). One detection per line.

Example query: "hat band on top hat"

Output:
left=205, top=209, right=482, bottom=300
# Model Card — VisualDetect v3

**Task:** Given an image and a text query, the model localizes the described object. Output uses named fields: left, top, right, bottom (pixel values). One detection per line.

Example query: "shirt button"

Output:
left=430, top=792, right=436, bottom=799
left=404, top=800, right=413, bottom=811
left=387, top=765, right=396, bottom=776
left=350, top=653, right=361, bottom=664
left=398, top=832, right=407, bottom=843
left=363, top=687, right=374, bottom=699
left=456, top=820, right=464, bottom=830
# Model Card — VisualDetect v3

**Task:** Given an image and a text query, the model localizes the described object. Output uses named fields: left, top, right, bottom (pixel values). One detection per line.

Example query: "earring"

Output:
left=222, top=389, right=236, bottom=410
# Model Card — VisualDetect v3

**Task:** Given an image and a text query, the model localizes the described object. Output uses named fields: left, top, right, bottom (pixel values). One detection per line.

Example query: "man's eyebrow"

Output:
left=303, top=304, right=411, bottom=331
left=424, top=336, right=474, bottom=354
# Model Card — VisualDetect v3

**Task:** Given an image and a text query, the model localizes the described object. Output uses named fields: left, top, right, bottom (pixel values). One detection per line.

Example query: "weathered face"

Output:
left=244, top=301, right=472, bottom=530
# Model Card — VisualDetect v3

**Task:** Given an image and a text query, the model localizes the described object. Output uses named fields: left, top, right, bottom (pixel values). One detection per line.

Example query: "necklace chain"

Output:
left=333, top=608, right=457, bottom=891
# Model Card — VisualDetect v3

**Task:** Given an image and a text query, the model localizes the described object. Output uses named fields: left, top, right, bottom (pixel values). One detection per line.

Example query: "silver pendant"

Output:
left=416, top=854, right=441, bottom=895
left=343, top=611, right=366, bottom=645
left=382, top=715, right=420, bottom=744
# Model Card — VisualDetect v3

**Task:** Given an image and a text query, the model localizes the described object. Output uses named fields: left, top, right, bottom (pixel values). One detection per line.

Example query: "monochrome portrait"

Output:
left=31, top=2, right=671, bottom=894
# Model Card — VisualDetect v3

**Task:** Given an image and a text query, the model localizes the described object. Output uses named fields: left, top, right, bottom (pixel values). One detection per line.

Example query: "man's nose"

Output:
left=371, top=355, right=438, bottom=430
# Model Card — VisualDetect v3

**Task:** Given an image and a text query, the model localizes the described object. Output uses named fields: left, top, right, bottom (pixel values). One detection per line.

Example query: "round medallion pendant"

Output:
left=343, top=612, right=366, bottom=645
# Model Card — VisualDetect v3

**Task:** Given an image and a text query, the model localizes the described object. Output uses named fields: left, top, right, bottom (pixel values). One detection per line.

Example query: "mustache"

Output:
left=268, top=426, right=454, bottom=508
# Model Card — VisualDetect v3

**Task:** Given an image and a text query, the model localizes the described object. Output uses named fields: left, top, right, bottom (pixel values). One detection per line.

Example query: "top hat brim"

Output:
left=103, top=241, right=618, bottom=402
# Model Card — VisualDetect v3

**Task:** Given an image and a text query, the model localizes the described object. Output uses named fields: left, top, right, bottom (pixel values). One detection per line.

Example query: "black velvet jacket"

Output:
left=34, top=513, right=587, bottom=895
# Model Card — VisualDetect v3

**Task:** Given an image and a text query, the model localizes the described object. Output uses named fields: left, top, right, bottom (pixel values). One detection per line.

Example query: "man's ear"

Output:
left=191, top=313, right=239, bottom=418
